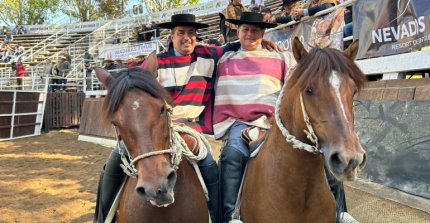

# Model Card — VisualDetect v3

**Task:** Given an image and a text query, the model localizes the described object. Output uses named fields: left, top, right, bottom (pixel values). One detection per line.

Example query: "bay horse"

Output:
left=238, top=38, right=367, bottom=223
left=94, top=56, right=209, bottom=222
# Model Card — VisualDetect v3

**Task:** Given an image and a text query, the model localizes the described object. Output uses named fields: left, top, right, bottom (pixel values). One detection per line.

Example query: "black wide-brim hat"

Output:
left=283, top=0, right=300, bottom=6
left=226, top=12, right=277, bottom=29
left=158, top=14, right=209, bottom=29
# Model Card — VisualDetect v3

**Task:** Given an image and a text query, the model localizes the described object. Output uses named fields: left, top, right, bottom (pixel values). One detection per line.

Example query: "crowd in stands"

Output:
left=133, top=22, right=161, bottom=42
left=219, top=0, right=352, bottom=43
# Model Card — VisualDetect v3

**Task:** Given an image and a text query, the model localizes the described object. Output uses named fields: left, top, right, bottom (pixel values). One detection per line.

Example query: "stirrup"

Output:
left=240, top=126, right=268, bottom=153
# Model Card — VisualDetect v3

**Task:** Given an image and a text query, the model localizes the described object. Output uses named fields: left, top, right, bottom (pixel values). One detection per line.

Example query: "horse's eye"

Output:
left=111, top=121, right=118, bottom=127
left=305, top=87, right=313, bottom=95
left=160, top=105, right=165, bottom=114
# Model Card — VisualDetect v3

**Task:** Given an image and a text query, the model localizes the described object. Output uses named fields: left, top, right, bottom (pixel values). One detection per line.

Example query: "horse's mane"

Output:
left=103, top=67, right=172, bottom=120
left=288, top=47, right=366, bottom=90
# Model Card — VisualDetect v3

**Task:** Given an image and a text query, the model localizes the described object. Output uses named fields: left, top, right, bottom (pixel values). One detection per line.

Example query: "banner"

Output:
left=354, top=0, right=430, bottom=59
left=98, top=42, right=158, bottom=61
left=264, top=8, right=345, bottom=53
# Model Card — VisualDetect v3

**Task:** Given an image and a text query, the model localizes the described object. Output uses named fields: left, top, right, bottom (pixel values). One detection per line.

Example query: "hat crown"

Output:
left=238, top=12, right=264, bottom=23
left=171, top=14, right=197, bottom=23
left=283, top=0, right=299, bottom=5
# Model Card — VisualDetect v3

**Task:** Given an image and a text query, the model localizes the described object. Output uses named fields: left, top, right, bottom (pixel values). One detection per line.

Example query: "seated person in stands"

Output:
left=273, top=0, right=304, bottom=24
left=114, top=58, right=125, bottom=69
left=1, top=26, right=8, bottom=35
left=343, top=5, right=353, bottom=37
left=4, top=32, right=13, bottom=44
left=290, top=0, right=338, bottom=20
left=260, top=7, right=273, bottom=23
left=103, top=57, right=116, bottom=71
left=222, top=0, right=248, bottom=42
left=13, top=25, right=26, bottom=35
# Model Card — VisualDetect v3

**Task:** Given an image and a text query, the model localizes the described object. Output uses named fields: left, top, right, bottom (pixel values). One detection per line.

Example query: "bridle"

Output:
left=274, top=81, right=322, bottom=154
left=113, top=100, right=211, bottom=177
left=113, top=102, right=182, bottom=177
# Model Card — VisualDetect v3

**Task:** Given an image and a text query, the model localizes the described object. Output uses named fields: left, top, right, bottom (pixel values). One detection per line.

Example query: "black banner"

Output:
left=354, top=0, right=430, bottom=59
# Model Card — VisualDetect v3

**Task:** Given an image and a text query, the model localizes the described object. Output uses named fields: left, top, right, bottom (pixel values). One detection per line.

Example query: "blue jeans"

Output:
left=112, top=139, right=215, bottom=167
left=221, top=121, right=250, bottom=158
left=344, top=22, right=353, bottom=37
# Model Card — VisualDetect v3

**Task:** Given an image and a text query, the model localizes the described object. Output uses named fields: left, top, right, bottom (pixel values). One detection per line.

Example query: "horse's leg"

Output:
left=95, top=150, right=126, bottom=222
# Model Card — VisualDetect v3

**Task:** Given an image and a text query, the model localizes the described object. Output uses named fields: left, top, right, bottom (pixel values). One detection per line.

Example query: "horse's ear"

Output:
left=94, top=67, right=113, bottom=90
left=143, top=51, right=158, bottom=77
left=344, top=40, right=359, bottom=60
left=292, top=37, right=308, bottom=63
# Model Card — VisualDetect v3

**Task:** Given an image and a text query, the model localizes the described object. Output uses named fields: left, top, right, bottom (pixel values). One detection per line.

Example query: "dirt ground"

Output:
left=0, top=129, right=429, bottom=223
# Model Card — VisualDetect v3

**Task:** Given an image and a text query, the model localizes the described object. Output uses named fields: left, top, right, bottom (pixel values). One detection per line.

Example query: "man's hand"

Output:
left=262, top=39, right=285, bottom=52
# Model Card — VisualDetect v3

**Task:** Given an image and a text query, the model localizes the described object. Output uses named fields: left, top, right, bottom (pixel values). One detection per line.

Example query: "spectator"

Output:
left=151, top=21, right=161, bottom=40
left=135, top=54, right=146, bottom=66
left=274, top=0, right=304, bottom=24
left=138, top=24, right=147, bottom=42
left=42, top=59, right=53, bottom=86
left=51, top=60, right=59, bottom=76
left=290, top=0, right=338, bottom=20
left=134, top=26, right=143, bottom=42
left=4, top=32, right=13, bottom=44
left=103, top=57, right=116, bottom=71
left=13, top=25, right=26, bottom=35
left=145, top=24, right=153, bottom=41
left=63, top=50, right=72, bottom=64
left=260, top=7, right=273, bottom=23
left=114, top=58, right=125, bottom=69
left=83, top=49, right=94, bottom=63
left=15, top=59, right=26, bottom=90
left=113, top=33, right=121, bottom=44
left=57, top=56, right=71, bottom=77
left=1, top=26, right=8, bottom=35
left=84, top=62, right=93, bottom=90
left=218, top=33, right=226, bottom=45
left=344, top=5, right=353, bottom=37
left=126, top=55, right=138, bottom=68
left=222, top=0, right=248, bottom=42
left=206, top=38, right=222, bottom=46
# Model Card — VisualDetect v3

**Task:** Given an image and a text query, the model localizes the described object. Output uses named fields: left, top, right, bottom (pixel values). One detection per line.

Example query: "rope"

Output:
left=274, top=79, right=321, bottom=154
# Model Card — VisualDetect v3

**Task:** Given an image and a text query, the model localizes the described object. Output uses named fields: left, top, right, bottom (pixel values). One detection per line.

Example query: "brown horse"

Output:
left=94, top=58, right=209, bottom=222
left=239, top=38, right=367, bottom=223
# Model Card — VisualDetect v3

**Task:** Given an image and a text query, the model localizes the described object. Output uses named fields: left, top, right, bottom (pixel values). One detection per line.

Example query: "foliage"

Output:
left=0, top=0, right=60, bottom=25
left=61, top=0, right=102, bottom=22
left=143, top=0, right=200, bottom=13
left=97, top=0, right=130, bottom=20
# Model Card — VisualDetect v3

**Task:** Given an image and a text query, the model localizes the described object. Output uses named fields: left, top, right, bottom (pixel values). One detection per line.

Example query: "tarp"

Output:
left=264, top=8, right=345, bottom=53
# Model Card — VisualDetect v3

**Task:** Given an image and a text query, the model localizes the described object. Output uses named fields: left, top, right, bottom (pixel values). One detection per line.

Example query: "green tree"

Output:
left=0, top=0, right=60, bottom=25
left=97, top=0, right=130, bottom=20
left=143, top=0, right=200, bottom=13
left=61, top=0, right=102, bottom=22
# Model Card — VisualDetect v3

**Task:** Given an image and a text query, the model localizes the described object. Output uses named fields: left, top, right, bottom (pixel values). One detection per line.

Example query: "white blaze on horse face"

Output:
left=329, top=71, right=348, bottom=121
left=132, top=100, right=140, bottom=110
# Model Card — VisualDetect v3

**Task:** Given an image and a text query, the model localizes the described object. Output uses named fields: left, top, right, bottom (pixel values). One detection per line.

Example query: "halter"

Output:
left=113, top=101, right=211, bottom=177
left=274, top=80, right=322, bottom=154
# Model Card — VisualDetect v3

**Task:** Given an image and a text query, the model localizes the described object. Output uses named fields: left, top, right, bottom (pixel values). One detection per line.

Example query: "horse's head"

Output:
left=285, top=38, right=367, bottom=181
left=95, top=52, right=178, bottom=207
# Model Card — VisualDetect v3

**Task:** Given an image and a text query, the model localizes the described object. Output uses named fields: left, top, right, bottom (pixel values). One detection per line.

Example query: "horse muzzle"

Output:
left=135, top=169, right=177, bottom=207
left=323, top=145, right=367, bottom=181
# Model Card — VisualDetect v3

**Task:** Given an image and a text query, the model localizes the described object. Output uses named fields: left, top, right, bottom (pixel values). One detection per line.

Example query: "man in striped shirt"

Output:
left=213, top=12, right=293, bottom=223
left=95, top=13, right=283, bottom=223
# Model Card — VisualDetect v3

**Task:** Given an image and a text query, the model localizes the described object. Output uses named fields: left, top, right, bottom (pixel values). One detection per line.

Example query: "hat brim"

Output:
left=226, top=19, right=277, bottom=29
left=157, top=22, right=209, bottom=29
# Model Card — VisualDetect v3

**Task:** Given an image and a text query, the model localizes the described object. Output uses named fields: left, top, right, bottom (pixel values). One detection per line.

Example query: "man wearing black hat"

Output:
left=212, top=12, right=292, bottom=223
left=274, top=0, right=304, bottom=24
left=94, top=13, right=282, bottom=223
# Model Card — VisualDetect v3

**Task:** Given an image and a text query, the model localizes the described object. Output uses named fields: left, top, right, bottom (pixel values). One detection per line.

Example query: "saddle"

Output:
left=240, top=126, right=268, bottom=153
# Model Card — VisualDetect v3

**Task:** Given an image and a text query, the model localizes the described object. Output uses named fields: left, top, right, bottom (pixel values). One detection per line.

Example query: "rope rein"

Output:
left=274, top=80, right=321, bottom=154
left=114, top=102, right=212, bottom=177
